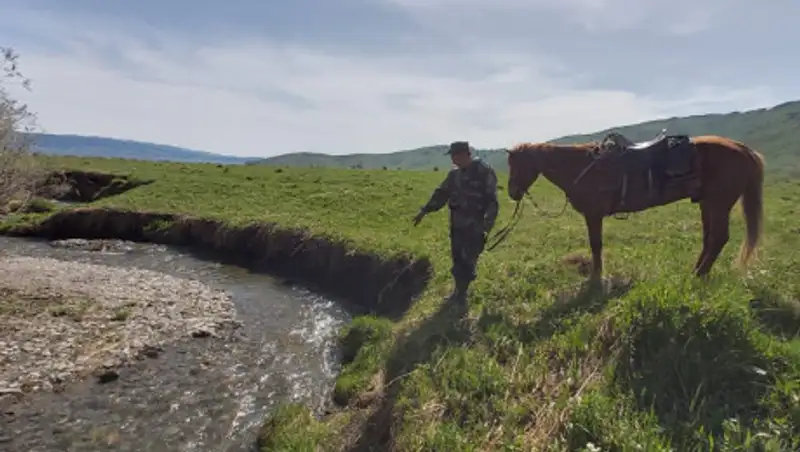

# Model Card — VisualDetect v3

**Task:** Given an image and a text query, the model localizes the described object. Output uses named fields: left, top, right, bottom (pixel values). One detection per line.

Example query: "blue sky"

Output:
left=2, top=0, right=799, bottom=158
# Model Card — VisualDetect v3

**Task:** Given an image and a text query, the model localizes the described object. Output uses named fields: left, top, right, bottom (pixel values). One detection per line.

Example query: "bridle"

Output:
left=484, top=150, right=570, bottom=251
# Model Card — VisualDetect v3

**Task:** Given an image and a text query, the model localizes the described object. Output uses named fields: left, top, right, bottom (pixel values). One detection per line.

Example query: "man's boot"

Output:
left=450, top=278, right=470, bottom=306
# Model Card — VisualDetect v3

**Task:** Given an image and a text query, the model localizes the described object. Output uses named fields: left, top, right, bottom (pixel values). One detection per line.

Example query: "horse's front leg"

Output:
left=584, top=214, right=604, bottom=281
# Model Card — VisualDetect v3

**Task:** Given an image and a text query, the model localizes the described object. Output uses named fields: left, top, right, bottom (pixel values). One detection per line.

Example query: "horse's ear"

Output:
left=504, top=148, right=511, bottom=155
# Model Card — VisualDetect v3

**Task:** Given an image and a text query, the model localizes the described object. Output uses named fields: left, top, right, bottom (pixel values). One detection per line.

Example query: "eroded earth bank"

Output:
left=0, top=236, right=350, bottom=452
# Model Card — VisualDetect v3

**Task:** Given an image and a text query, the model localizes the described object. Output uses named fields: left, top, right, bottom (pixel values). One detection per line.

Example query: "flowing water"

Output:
left=0, top=236, right=351, bottom=452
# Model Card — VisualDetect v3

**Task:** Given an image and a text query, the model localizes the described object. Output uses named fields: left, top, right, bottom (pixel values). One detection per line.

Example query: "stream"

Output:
left=0, top=236, right=351, bottom=452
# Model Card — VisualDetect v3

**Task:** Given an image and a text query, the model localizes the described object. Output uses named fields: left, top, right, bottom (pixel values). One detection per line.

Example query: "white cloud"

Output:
left=3, top=9, right=781, bottom=157
left=382, top=0, right=736, bottom=34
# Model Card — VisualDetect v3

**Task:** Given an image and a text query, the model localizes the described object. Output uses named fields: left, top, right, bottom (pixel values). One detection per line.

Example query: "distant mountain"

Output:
left=252, top=100, right=800, bottom=175
left=27, top=133, right=256, bottom=164
left=252, top=145, right=507, bottom=171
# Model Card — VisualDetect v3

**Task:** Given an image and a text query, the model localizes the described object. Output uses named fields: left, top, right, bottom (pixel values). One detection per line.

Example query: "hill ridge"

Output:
left=26, top=132, right=256, bottom=165
left=255, top=100, right=800, bottom=175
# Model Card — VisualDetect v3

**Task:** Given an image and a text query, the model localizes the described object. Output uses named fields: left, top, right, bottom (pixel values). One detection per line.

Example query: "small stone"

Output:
left=95, top=368, right=119, bottom=384
left=138, top=345, right=162, bottom=359
left=191, top=329, right=212, bottom=338
left=0, top=394, right=19, bottom=412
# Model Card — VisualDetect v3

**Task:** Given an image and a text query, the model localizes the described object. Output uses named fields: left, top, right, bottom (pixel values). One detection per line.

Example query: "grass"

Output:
left=4, top=154, right=800, bottom=451
left=110, top=305, right=133, bottom=321
left=0, top=287, right=90, bottom=321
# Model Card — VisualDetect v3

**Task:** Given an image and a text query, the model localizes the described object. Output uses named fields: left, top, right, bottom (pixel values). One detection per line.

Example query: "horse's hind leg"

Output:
left=694, top=198, right=736, bottom=277
left=693, top=201, right=711, bottom=273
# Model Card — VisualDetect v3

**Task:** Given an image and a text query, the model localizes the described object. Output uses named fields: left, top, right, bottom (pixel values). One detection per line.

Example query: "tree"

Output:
left=0, top=46, right=42, bottom=210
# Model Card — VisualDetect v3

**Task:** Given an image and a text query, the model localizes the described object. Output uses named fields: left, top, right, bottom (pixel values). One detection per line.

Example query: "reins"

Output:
left=572, top=142, right=608, bottom=186
left=523, top=192, right=569, bottom=219
left=572, top=142, right=635, bottom=221
left=484, top=145, right=583, bottom=252
left=484, top=190, right=569, bottom=252
left=484, top=196, right=525, bottom=251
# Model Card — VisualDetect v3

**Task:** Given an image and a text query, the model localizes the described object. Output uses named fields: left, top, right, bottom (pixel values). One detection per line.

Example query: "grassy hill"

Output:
left=549, top=100, right=800, bottom=175
left=3, top=155, right=798, bottom=451
left=25, top=100, right=800, bottom=173
left=254, top=100, right=800, bottom=175
left=252, top=145, right=506, bottom=172
left=27, top=132, right=257, bottom=164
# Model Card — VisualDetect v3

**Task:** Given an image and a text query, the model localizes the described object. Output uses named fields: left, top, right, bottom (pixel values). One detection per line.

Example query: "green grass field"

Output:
left=7, top=155, right=800, bottom=451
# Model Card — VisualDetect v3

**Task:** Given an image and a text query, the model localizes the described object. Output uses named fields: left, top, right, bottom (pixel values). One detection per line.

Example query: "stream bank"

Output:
left=8, top=206, right=432, bottom=321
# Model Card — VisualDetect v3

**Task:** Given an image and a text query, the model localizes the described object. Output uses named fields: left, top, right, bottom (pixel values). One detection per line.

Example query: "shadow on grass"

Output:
left=476, top=276, right=634, bottom=363
left=527, top=276, right=633, bottom=337
left=346, top=294, right=471, bottom=451
left=748, top=285, right=800, bottom=339
left=345, top=275, right=633, bottom=450
left=613, top=302, right=779, bottom=448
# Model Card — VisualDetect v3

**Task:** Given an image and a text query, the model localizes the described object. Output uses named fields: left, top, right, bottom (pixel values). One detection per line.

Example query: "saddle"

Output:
left=596, top=128, right=700, bottom=209
left=600, top=128, right=668, bottom=153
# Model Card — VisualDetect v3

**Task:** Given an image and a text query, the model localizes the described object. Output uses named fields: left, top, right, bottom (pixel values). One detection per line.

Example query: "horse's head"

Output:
left=506, top=143, right=540, bottom=201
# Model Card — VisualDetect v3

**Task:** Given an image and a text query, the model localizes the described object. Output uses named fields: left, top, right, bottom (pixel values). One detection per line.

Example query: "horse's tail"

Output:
left=736, top=148, right=765, bottom=269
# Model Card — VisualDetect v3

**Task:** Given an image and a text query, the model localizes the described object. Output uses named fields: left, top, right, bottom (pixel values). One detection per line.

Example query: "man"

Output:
left=412, top=141, right=499, bottom=304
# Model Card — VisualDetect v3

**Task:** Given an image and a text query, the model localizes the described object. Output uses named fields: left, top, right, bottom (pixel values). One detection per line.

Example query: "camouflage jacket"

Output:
left=420, top=158, right=499, bottom=231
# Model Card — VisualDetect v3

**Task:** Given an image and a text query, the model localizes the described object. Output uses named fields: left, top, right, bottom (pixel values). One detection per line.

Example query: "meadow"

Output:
left=6, top=154, right=800, bottom=451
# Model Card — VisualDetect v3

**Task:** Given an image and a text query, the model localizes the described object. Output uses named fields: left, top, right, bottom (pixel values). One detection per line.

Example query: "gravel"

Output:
left=0, top=255, right=240, bottom=393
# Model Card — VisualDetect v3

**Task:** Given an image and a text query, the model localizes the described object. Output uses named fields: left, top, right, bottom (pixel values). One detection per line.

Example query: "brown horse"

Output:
left=505, top=132, right=765, bottom=280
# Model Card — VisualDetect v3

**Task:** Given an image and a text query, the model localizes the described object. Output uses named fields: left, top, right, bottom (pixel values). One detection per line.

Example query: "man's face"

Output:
left=450, top=151, right=471, bottom=169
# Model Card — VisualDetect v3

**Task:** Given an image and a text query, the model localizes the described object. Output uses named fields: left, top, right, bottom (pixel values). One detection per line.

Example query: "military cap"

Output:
left=445, top=141, right=471, bottom=155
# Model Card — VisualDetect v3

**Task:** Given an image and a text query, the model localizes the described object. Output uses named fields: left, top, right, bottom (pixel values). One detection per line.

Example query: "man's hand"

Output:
left=413, top=210, right=426, bottom=226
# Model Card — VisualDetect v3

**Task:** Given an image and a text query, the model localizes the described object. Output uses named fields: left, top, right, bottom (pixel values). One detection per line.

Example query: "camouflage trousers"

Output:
left=449, top=225, right=486, bottom=284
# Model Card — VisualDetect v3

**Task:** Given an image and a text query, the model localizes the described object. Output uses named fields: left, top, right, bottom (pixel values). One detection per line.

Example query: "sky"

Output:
left=1, top=0, right=799, bottom=158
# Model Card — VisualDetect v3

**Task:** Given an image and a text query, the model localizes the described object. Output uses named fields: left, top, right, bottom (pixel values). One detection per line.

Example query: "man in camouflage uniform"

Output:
left=412, top=141, right=499, bottom=304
